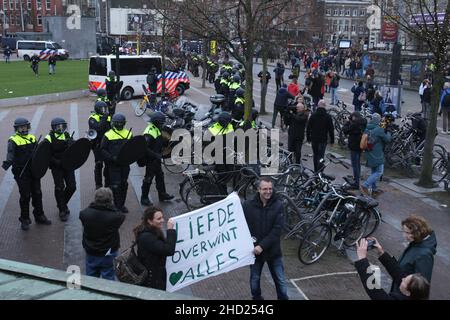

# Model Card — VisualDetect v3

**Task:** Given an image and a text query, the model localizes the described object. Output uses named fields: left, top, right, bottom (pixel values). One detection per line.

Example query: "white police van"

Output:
left=88, top=55, right=190, bottom=100
left=16, top=40, right=69, bottom=61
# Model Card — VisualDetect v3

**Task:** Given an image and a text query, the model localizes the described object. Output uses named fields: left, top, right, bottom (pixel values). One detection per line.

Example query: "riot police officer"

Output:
left=105, top=71, right=122, bottom=114
left=46, top=117, right=76, bottom=222
left=97, top=88, right=114, bottom=115
left=2, top=118, right=51, bottom=230
left=140, top=112, right=174, bottom=206
left=89, top=101, right=111, bottom=189
left=100, top=113, right=132, bottom=213
left=232, top=87, right=246, bottom=121
left=228, top=74, right=241, bottom=111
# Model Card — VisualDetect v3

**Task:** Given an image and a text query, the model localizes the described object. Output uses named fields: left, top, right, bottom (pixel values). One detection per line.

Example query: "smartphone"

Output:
left=367, top=239, right=376, bottom=250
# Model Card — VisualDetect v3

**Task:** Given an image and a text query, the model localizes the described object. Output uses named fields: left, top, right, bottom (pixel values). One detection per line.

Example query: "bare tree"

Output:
left=374, top=0, right=450, bottom=188
left=154, top=0, right=299, bottom=121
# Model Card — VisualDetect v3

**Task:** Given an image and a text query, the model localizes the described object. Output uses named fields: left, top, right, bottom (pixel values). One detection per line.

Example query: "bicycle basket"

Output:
left=114, top=244, right=149, bottom=285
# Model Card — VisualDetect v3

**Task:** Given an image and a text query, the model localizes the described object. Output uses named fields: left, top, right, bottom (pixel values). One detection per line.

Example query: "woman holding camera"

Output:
left=355, top=238, right=430, bottom=300
left=134, top=206, right=177, bottom=290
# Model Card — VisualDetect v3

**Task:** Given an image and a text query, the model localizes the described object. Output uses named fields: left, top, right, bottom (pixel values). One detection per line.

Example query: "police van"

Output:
left=88, top=55, right=190, bottom=100
left=16, top=40, right=69, bottom=61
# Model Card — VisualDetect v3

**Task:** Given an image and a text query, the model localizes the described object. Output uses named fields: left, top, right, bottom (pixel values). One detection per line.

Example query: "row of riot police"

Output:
left=2, top=100, right=174, bottom=231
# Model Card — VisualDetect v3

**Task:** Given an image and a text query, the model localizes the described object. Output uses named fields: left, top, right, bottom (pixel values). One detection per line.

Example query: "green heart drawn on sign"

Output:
left=169, top=271, right=183, bottom=286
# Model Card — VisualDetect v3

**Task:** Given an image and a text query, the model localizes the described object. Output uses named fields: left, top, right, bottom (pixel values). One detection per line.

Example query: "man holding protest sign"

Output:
left=243, top=177, right=289, bottom=300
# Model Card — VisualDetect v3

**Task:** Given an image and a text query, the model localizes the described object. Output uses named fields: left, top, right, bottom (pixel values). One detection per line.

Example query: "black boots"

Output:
left=35, top=214, right=52, bottom=225
left=141, top=182, right=152, bottom=206
left=159, top=192, right=174, bottom=202
left=59, top=208, right=70, bottom=222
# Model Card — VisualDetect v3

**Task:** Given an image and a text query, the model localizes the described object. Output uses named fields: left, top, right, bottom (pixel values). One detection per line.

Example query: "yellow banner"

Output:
left=210, top=40, right=217, bottom=56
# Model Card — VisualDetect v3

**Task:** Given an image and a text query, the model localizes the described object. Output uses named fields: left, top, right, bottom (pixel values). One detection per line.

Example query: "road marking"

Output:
left=289, top=271, right=359, bottom=300
left=63, top=103, right=84, bottom=268
left=291, top=271, right=358, bottom=282
left=0, top=106, right=45, bottom=221
left=289, top=278, right=309, bottom=300
left=0, top=110, right=10, bottom=123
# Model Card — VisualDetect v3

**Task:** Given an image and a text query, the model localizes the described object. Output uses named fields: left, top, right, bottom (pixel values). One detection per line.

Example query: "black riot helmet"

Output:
left=97, top=88, right=106, bottom=97
left=236, top=87, right=245, bottom=98
left=222, top=71, right=230, bottom=79
left=150, top=111, right=166, bottom=129
left=108, top=71, right=116, bottom=78
left=111, top=113, right=126, bottom=130
left=232, top=74, right=241, bottom=83
left=14, top=117, right=31, bottom=135
left=217, top=111, right=232, bottom=128
left=51, top=117, right=67, bottom=134
left=94, top=101, right=108, bottom=115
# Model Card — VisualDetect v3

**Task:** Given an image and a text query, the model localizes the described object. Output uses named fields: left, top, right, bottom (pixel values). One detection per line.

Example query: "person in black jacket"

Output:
left=285, top=101, right=309, bottom=164
left=354, top=238, right=430, bottom=300
left=272, top=84, right=295, bottom=130
left=243, top=177, right=289, bottom=300
left=306, top=100, right=335, bottom=172
left=134, top=206, right=176, bottom=290
left=342, top=112, right=367, bottom=189
left=80, top=187, right=125, bottom=280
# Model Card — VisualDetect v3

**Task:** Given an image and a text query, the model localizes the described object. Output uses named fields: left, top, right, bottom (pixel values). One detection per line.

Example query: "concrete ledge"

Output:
left=0, top=90, right=91, bottom=108
left=0, top=258, right=196, bottom=300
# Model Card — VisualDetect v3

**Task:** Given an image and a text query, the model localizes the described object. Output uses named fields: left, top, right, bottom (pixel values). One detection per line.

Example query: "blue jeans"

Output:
left=350, top=151, right=361, bottom=186
left=330, top=87, right=338, bottom=105
left=250, top=256, right=289, bottom=300
left=363, top=164, right=384, bottom=191
left=49, top=64, right=55, bottom=74
left=86, top=251, right=118, bottom=280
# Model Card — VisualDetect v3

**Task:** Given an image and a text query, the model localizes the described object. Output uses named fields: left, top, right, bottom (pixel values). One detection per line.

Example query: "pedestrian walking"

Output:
left=422, top=80, right=432, bottom=119
left=419, top=79, right=427, bottom=113
left=80, top=187, right=125, bottom=280
left=329, top=71, right=340, bottom=105
left=48, top=54, right=57, bottom=75
left=360, top=113, right=391, bottom=197
left=135, top=206, right=176, bottom=290
left=439, top=82, right=450, bottom=134
left=243, top=177, right=289, bottom=300
left=30, top=54, right=40, bottom=76
left=351, top=81, right=367, bottom=112
left=306, top=100, right=334, bottom=172
left=285, top=101, right=309, bottom=164
left=273, top=84, right=295, bottom=130
left=342, top=112, right=367, bottom=189
left=4, top=46, right=11, bottom=63
left=273, top=62, right=285, bottom=91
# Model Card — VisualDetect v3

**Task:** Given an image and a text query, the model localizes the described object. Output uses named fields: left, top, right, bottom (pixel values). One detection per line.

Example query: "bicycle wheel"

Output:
left=361, top=208, right=381, bottom=238
left=163, top=157, right=190, bottom=174
left=185, top=180, right=223, bottom=210
left=342, top=211, right=367, bottom=247
left=298, top=223, right=332, bottom=265
left=278, top=192, right=302, bottom=232
left=431, top=147, right=448, bottom=182
left=134, top=99, right=147, bottom=117
left=179, top=175, right=210, bottom=204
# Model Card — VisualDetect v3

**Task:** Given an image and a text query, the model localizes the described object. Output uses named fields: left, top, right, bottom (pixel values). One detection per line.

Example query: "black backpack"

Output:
left=443, top=92, right=450, bottom=108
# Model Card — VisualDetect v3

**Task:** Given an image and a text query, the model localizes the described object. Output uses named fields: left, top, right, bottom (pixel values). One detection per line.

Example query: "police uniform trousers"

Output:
left=51, top=167, right=76, bottom=211
left=142, top=160, right=166, bottom=197
left=93, top=146, right=110, bottom=188
left=108, top=163, right=130, bottom=209
left=13, top=167, right=44, bottom=222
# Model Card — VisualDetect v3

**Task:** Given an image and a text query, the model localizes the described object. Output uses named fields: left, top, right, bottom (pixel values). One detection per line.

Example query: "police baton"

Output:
left=19, top=135, right=42, bottom=179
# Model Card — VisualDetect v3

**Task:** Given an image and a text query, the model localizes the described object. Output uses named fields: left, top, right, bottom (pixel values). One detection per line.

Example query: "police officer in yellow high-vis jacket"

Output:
left=100, top=113, right=132, bottom=213
left=46, top=117, right=76, bottom=222
left=140, top=112, right=174, bottom=206
left=89, top=101, right=111, bottom=189
left=2, top=118, right=52, bottom=230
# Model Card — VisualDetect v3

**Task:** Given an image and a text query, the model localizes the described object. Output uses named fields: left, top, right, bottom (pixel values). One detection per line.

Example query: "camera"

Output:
left=367, top=239, right=376, bottom=250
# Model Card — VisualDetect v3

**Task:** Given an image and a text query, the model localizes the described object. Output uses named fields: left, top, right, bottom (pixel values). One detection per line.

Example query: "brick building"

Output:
left=0, top=0, right=95, bottom=34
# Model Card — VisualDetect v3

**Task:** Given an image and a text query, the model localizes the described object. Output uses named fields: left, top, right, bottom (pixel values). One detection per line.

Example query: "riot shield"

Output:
left=116, top=135, right=146, bottom=166
left=61, top=138, right=92, bottom=171
left=31, top=140, right=51, bottom=179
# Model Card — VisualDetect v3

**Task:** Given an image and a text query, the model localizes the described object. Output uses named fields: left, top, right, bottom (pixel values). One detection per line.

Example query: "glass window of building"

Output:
left=37, top=13, right=42, bottom=25
left=46, top=0, right=51, bottom=10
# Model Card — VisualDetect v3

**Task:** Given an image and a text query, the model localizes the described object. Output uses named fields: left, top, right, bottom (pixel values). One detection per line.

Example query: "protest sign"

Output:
left=166, top=192, right=254, bottom=292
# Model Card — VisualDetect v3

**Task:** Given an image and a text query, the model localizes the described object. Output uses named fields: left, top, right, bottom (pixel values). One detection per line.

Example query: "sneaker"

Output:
left=21, top=221, right=30, bottom=231
left=360, top=184, right=371, bottom=196
left=35, top=215, right=52, bottom=225
left=140, top=197, right=152, bottom=206
left=120, top=206, right=129, bottom=213
left=441, top=130, right=447, bottom=134
left=159, top=193, right=174, bottom=202
left=59, top=210, right=69, bottom=222
left=372, top=189, right=384, bottom=197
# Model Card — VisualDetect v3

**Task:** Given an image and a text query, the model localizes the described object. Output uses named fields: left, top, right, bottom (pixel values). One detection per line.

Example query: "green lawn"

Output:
left=0, top=60, right=89, bottom=99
